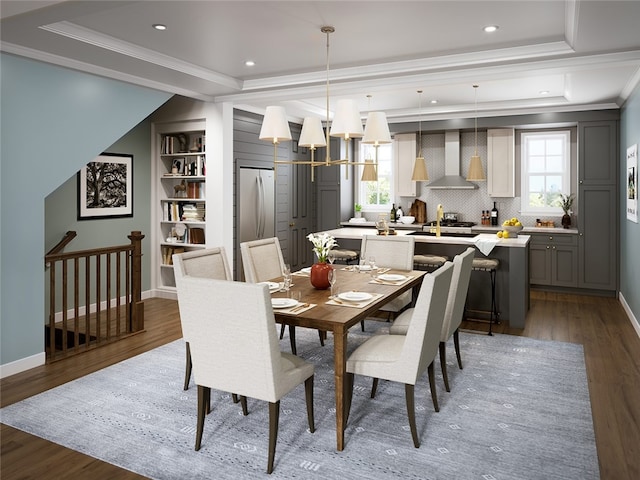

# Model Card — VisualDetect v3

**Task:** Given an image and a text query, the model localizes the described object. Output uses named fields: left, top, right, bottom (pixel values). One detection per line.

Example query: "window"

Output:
left=358, top=142, right=393, bottom=210
left=520, top=131, right=571, bottom=215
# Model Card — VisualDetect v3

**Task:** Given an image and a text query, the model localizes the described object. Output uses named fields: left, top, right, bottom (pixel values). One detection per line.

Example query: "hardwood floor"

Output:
left=2, top=292, right=639, bottom=479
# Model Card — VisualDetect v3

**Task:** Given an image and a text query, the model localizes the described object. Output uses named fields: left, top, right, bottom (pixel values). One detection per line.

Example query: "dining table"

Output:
left=269, top=266, right=427, bottom=451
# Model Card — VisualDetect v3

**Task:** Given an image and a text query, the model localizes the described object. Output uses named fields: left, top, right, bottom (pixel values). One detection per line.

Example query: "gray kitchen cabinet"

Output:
left=529, top=233, right=578, bottom=287
left=316, top=138, right=353, bottom=232
left=577, top=120, right=618, bottom=292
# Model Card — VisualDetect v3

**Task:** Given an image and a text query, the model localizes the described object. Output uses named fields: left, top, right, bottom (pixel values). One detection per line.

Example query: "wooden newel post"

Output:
left=128, top=231, right=145, bottom=331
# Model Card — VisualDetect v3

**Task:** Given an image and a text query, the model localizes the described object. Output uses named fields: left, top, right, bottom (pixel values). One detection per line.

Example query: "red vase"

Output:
left=310, top=262, right=332, bottom=290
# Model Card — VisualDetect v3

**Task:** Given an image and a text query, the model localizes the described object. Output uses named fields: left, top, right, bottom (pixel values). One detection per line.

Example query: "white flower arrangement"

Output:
left=307, top=233, right=338, bottom=263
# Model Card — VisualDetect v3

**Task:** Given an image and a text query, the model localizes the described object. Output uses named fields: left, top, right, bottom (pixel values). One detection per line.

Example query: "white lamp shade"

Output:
left=298, top=117, right=326, bottom=148
left=330, top=99, right=364, bottom=139
left=362, top=111, right=391, bottom=145
left=259, top=106, right=292, bottom=143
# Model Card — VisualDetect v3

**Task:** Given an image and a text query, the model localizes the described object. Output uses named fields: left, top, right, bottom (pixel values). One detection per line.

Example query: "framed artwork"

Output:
left=78, top=152, right=133, bottom=220
left=627, top=144, right=638, bottom=223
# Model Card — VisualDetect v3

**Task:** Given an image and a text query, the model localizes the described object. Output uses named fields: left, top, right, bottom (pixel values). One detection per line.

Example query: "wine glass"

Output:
left=328, top=268, right=337, bottom=298
left=281, top=263, right=291, bottom=292
left=328, top=250, right=336, bottom=265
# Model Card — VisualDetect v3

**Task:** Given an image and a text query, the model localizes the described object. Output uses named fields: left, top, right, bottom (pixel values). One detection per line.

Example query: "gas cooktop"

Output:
left=427, top=220, right=477, bottom=228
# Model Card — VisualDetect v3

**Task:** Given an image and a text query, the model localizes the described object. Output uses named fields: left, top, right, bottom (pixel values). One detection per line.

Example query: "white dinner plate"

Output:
left=338, top=291, right=373, bottom=303
left=271, top=298, right=299, bottom=309
left=258, top=281, right=281, bottom=292
left=378, top=274, right=407, bottom=282
left=358, top=265, right=372, bottom=271
left=300, top=267, right=311, bottom=274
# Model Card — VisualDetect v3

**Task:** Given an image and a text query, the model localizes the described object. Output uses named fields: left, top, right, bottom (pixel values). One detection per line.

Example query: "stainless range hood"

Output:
left=427, top=130, right=479, bottom=190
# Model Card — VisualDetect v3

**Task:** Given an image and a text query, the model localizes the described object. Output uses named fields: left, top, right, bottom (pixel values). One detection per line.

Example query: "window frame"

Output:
left=357, top=141, right=394, bottom=213
left=520, top=130, right=571, bottom=216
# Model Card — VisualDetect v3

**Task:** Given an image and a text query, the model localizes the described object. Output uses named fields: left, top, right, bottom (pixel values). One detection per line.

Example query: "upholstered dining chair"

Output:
left=240, top=237, right=324, bottom=353
left=345, top=262, right=453, bottom=448
left=174, top=276, right=315, bottom=474
left=390, top=247, right=475, bottom=392
left=173, top=247, right=232, bottom=390
left=359, top=235, right=416, bottom=330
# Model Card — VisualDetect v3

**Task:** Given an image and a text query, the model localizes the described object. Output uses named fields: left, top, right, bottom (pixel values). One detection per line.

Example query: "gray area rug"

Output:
left=1, top=324, right=599, bottom=479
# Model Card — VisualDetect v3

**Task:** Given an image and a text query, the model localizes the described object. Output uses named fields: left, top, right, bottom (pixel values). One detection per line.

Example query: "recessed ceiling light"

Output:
left=153, top=24, right=166, bottom=31
left=245, top=60, right=255, bottom=67
left=483, top=25, right=499, bottom=33
left=430, top=100, right=438, bottom=104
left=539, top=90, right=550, bottom=95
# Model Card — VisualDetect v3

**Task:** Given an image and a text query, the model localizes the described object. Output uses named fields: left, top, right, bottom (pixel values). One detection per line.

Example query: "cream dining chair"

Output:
left=173, top=247, right=232, bottom=391
left=174, top=276, right=315, bottom=474
left=390, top=247, right=475, bottom=392
left=358, top=235, right=415, bottom=330
left=345, top=262, right=453, bottom=448
left=240, top=237, right=324, bottom=354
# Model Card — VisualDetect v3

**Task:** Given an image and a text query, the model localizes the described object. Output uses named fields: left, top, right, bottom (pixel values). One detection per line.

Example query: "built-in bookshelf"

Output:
left=153, top=120, right=207, bottom=291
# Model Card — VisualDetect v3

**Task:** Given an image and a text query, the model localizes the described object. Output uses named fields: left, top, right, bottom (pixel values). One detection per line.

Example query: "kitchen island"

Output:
left=321, top=227, right=530, bottom=329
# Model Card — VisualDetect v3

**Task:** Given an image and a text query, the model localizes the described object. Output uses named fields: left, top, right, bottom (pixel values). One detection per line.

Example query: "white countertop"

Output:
left=323, top=227, right=530, bottom=247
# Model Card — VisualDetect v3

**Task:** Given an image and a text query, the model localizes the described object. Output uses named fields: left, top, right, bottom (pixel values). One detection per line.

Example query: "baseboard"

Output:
left=619, top=292, right=640, bottom=339
left=0, top=352, right=45, bottom=379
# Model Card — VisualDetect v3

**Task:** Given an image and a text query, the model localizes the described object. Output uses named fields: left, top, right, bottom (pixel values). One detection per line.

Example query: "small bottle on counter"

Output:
left=390, top=203, right=396, bottom=222
left=491, top=202, right=499, bottom=226
left=481, top=210, right=487, bottom=225
left=396, top=205, right=404, bottom=219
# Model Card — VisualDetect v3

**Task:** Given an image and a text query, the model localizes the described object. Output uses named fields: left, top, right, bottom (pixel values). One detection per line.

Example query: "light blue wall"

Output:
left=620, top=84, right=640, bottom=326
left=0, top=53, right=171, bottom=367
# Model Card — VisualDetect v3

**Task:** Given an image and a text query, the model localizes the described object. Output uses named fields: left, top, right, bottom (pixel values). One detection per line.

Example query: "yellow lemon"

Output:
left=511, top=217, right=518, bottom=223
left=502, top=230, right=510, bottom=238
left=503, top=220, right=510, bottom=226
left=496, top=231, right=503, bottom=238
left=515, top=221, right=522, bottom=227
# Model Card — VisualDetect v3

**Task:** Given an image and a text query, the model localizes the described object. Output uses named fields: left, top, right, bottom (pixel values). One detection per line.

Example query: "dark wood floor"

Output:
left=2, top=291, right=639, bottom=479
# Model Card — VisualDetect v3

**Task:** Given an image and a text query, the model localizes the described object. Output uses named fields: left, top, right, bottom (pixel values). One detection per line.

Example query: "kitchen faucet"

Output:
left=436, top=204, right=444, bottom=237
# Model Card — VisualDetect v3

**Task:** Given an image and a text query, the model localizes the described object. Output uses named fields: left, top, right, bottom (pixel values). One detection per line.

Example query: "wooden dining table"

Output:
left=271, top=267, right=427, bottom=451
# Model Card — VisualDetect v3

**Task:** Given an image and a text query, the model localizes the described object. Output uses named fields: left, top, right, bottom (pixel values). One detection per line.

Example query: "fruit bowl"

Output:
left=399, top=216, right=415, bottom=224
left=504, top=225, right=523, bottom=237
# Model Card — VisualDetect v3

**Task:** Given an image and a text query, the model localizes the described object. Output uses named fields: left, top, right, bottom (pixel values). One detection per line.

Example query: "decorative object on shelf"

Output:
left=558, top=193, right=574, bottom=229
left=467, top=85, right=486, bottom=181
left=307, top=232, right=338, bottom=289
left=173, top=179, right=187, bottom=197
left=411, top=90, right=429, bottom=181
left=354, top=203, right=362, bottom=218
left=259, top=26, right=391, bottom=182
left=78, top=152, right=133, bottom=220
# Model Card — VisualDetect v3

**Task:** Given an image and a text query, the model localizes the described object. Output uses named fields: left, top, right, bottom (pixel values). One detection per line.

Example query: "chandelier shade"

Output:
left=362, top=112, right=391, bottom=145
left=329, top=99, right=364, bottom=140
left=258, top=106, right=292, bottom=143
left=298, top=116, right=326, bottom=148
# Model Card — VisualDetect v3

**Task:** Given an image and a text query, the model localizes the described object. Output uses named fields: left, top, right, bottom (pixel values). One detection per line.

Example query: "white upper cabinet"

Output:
left=394, top=133, right=418, bottom=197
left=487, top=128, right=515, bottom=197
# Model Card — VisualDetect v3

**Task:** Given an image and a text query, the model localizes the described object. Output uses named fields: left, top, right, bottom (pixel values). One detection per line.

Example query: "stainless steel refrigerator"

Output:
left=238, top=167, right=275, bottom=278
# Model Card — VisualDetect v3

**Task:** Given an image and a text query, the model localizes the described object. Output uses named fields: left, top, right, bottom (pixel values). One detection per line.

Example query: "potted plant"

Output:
left=354, top=203, right=362, bottom=218
left=307, top=233, right=337, bottom=289
left=558, top=193, right=574, bottom=228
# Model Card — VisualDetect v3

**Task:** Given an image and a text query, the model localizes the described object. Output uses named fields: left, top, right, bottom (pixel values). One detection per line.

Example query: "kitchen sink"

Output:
left=408, top=231, right=478, bottom=238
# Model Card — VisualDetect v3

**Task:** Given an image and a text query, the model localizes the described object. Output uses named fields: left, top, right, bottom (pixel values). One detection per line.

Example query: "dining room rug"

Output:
left=0, top=325, right=599, bottom=479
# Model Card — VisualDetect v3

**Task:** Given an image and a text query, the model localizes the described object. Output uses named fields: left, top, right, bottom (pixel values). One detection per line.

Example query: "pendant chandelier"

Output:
left=466, top=84, right=486, bottom=181
left=259, top=26, right=391, bottom=182
left=411, top=90, right=429, bottom=181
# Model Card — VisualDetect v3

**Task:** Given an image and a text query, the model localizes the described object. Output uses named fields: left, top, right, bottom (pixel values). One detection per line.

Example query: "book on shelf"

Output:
left=189, top=227, right=205, bottom=244
left=162, top=246, right=185, bottom=265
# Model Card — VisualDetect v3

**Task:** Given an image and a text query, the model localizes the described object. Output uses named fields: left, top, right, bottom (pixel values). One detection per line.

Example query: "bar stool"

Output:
left=467, top=257, right=500, bottom=335
left=330, top=248, right=359, bottom=265
left=413, top=254, right=449, bottom=271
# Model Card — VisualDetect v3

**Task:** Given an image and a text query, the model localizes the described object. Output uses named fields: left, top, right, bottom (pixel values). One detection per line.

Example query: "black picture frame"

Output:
left=78, top=152, right=133, bottom=220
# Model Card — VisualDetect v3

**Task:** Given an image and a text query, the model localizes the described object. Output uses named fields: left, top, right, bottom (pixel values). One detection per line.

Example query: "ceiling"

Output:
left=2, top=0, right=640, bottom=125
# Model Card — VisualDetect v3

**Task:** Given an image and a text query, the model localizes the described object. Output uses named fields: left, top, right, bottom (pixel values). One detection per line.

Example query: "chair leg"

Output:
left=239, top=396, right=248, bottom=416
left=304, top=376, right=315, bottom=433
left=453, top=328, right=463, bottom=369
left=318, top=330, right=325, bottom=347
left=345, top=372, right=354, bottom=427
left=183, top=342, right=192, bottom=391
left=439, top=341, right=450, bottom=393
left=267, top=401, right=280, bottom=474
left=195, top=385, right=209, bottom=451
left=232, top=393, right=239, bottom=403
left=404, top=383, right=420, bottom=448
left=289, top=326, right=297, bottom=355
left=370, top=378, right=379, bottom=398
left=279, top=323, right=286, bottom=340
left=428, top=362, right=439, bottom=412
left=360, top=320, right=365, bottom=332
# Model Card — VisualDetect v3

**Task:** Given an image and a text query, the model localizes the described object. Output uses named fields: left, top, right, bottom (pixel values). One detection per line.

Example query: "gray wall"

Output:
left=0, top=53, right=171, bottom=368
left=620, top=84, right=640, bottom=329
